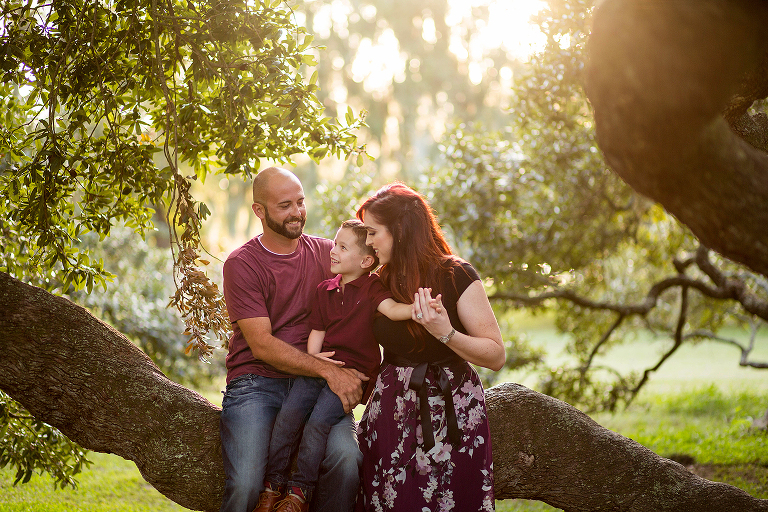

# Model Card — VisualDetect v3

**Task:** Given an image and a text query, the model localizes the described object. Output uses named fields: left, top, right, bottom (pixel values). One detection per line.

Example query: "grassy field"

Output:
left=2, top=322, right=767, bottom=511
left=0, top=452, right=187, bottom=512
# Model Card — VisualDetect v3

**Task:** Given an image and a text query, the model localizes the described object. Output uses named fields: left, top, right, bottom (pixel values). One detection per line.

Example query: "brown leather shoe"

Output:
left=274, top=493, right=309, bottom=512
left=251, top=489, right=283, bottom=512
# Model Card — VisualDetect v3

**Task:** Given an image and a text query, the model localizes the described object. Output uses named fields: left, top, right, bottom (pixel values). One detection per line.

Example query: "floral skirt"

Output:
left=356, top=362, right=495, bottom=512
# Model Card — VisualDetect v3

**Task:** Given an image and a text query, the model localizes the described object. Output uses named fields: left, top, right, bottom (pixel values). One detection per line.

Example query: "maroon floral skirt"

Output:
left=356, top=362, right=495, bottom=511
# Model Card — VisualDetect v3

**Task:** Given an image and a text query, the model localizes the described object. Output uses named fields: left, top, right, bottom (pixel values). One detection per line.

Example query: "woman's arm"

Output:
left=377, top=298, right=412, bottom=321
left=412, top=283, right=506, bottom=371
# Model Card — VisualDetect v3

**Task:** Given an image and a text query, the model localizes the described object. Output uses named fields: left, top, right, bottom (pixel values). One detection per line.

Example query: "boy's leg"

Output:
left=289, top=385, right=347, bottom=499
left=219, top=375, right=290, bottom=512
left=310, top=394, right=362, bottom=512
left=264, top=376, right=326, bottom=488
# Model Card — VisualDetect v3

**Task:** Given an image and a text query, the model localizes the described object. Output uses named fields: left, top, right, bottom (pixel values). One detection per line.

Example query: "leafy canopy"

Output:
left=0, top=0, right=366, bottom=489
left=0, top=0, right=367, bottom=356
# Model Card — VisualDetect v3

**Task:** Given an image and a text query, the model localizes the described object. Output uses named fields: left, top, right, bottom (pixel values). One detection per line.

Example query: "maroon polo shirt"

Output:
left=308, top=273, right=392, bottom=387
left=223, top=234, right=333, bottom=383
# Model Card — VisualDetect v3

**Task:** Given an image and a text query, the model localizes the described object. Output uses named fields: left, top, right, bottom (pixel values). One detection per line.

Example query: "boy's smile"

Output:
left=330, top=227, right=369, bottom=282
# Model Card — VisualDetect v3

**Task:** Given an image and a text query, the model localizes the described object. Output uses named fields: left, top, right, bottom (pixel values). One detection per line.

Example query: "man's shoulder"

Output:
left=225, top=237, right=262, bottom=263
left=300, top=233, right=333, bottom=251
left=223, top=234, right=331, bottom=275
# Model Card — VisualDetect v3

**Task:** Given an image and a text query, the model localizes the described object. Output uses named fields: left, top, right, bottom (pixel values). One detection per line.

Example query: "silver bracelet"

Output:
left=438, top=328, right=456, bottom=344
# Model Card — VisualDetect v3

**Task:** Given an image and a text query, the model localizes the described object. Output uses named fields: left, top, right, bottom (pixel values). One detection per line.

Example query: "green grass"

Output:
left=0, top=452, right=189, bottom=512
left=497, top=500, right=558, bottom=511
left=599, top=386, right=768, bottom=464
left=3, top=322, right=767, bottom=511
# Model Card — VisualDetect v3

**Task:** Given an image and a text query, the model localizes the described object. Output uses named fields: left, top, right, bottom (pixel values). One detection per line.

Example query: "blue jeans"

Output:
left=218, top=375, right=361, bottom=512
left=264, top=377, right=346, bottom=501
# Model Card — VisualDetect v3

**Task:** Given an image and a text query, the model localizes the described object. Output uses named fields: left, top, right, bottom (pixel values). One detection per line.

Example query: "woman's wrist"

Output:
left=437, top=327, right=456, bottom=344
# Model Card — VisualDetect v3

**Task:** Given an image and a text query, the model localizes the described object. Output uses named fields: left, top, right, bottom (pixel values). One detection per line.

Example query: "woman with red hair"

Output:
left=355, top=182, right=506, bottom=511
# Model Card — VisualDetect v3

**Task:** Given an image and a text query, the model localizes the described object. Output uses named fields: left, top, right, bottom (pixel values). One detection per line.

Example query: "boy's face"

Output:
left=330, top=227, right=369, bottom=277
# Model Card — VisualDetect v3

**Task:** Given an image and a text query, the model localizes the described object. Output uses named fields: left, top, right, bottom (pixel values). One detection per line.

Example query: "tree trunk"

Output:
left=586, top=0, right=768, bottom=278
left=2, top=272, right=767, bottom=511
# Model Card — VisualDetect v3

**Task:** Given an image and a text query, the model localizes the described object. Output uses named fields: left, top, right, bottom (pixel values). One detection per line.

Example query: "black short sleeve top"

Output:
left=372, top=260, right=480, bottom=362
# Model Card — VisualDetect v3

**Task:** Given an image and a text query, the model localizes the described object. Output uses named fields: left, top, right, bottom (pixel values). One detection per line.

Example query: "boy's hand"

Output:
left=413, top=288, right=452, bottom=340
left=315, top=351, right=345, bottom=366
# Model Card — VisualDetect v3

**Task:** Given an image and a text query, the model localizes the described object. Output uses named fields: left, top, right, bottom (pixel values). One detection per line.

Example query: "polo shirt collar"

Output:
left=323, top=274, right=343, bottom=291
left=323, top=273, right=370, bottom=291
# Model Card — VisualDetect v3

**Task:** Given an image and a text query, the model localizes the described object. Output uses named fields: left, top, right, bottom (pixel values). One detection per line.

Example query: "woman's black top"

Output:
left=372, top=260, right=480, bottom=361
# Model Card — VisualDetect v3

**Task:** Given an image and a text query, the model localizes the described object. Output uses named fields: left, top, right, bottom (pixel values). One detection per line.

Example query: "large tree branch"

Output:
left=2, top=272, right=767, bottom=511
left=0, top=272, right=225, bottom=511
left=487, top=383, right=768, bottom=511
left=586, top=0, right=768, bottom=278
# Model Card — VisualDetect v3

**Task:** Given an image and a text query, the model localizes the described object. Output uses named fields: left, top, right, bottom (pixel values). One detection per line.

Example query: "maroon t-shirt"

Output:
left=223, top=234, right=333, bottom=383
left=309, top=273, right=392, bottom=380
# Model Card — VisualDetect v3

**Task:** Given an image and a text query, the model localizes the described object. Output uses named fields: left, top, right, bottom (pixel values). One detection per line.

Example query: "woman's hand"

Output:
left=412, top=288, right=453, bottom=340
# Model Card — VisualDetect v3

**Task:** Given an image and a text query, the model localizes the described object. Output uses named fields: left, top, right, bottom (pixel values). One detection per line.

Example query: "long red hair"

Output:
left=356, top=182, right=457, bottom=305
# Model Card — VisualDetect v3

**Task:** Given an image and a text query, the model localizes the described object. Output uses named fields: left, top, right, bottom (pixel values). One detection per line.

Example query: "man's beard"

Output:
left=264, top=208, right=305, bottom=239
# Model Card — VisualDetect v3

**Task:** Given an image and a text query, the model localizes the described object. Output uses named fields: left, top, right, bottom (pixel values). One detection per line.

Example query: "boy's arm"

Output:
left=307, top=329, right=326, bottom=355
left=377, top=298, right=412, bottom=321
left=237, top=318, right=363, bottom=411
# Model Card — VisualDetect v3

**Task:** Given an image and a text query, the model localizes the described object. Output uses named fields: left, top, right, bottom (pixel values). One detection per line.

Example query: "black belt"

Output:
left=383, top=351, right=465, bottom=451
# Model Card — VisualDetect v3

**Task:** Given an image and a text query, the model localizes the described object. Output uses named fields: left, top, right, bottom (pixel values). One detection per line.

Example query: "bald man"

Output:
left=219, top=167, right=366, bottom=512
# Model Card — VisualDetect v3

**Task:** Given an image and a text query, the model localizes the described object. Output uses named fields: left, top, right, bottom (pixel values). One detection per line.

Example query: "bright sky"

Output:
left=447, top=0, right=547, bottom=85
left=306, top=0, right=547, bottom=96
left=449, top=0, right=547, bottom=59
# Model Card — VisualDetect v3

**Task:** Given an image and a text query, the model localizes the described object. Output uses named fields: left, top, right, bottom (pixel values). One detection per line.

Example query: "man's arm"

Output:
left=237, top=317, right=367, bottom=412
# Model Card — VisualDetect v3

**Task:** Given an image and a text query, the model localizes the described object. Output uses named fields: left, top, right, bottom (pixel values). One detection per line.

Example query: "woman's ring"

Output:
left=416, top=313, right=423, bottom=320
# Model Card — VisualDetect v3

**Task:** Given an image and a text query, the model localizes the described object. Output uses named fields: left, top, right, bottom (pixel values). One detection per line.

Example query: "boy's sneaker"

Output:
left=274, top=493, right=309, bottom=512
left=251, top=489, right=284, bottom=512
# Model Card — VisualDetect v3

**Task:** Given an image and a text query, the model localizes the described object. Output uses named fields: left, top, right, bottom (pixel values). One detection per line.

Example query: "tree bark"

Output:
left=586, top=0, right=768, bottom=278
left=487, top=383, right=767, bottom=511
left=2, top=272, right=767, bottom=511
left=0, top=272, right=225, bottom=511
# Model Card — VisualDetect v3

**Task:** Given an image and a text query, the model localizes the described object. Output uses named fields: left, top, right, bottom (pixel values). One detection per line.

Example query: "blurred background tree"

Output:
left=308, top=0, right=768, bottom=409
left=424, top=0, right=768, bottom=410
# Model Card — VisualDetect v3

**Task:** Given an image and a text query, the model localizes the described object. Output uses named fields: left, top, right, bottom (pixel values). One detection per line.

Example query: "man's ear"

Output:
left=360, top=254, right=375, bottom=269
left=252, top=202, right=266, bottom=219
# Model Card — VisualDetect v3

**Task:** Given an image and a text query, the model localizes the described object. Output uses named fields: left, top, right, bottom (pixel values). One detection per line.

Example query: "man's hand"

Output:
left=237, top=317, right=368, bottom=411
left=322, top=365, right=368, bottom=413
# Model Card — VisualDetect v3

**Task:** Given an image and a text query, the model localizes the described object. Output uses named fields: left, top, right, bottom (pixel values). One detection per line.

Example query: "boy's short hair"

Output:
left=341, top=219, right=379, bottom=271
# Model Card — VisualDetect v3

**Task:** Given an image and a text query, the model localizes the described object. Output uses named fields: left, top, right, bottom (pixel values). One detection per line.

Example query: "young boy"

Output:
left=254, top=219, right=413, bottom=512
